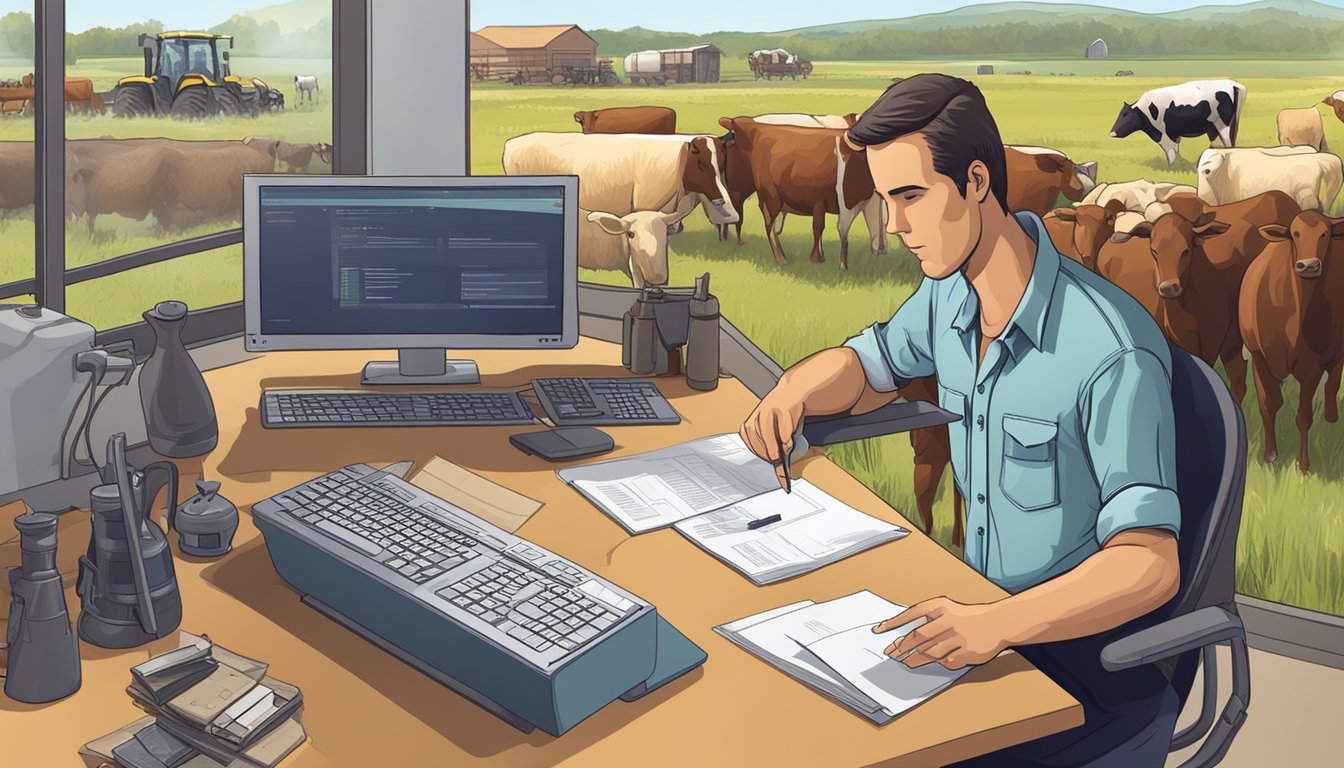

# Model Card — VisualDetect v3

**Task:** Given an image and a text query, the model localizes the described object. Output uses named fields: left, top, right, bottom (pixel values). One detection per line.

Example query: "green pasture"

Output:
left=0, top=58, right=1339, bottom=614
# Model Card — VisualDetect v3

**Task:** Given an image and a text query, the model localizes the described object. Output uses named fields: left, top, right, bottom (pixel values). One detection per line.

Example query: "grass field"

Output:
left=0, top=57, right=1339, bottom=614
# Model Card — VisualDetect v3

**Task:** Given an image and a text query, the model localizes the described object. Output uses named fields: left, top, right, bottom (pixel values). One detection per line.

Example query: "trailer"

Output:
left=498, top=58, right=620, bottom=86
left=623, top=44, right=721, bottom=85
left=747, top=49, right=812, bottom=80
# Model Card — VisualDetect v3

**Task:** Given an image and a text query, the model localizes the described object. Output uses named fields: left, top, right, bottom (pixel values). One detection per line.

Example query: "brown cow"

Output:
left=1044, top=199, right=1126, bottom=269
left=1111, top=190, right=1300, bottom=403
left=158, top=145, right=278, bottom=229
left=0, top=141, right=34, bottom=212
left=900, top=375, right=965, bottom=546
left=573, top=106, right=676, bottom=135
left=1239, top=211, right=1344, bottom=473
left=1005, top=146, right=1097, bottom=216
left=1323, top=91, right=1344, bottom=126
left=1096, top=234, right=1161, bottom=317
left=719, top=116, right=875, bottom=269
left=67, top=145, right=179, bottom=236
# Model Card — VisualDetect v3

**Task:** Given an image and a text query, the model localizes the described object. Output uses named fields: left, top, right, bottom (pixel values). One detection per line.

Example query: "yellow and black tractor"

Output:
left=110, top=32, right=285, bottom=118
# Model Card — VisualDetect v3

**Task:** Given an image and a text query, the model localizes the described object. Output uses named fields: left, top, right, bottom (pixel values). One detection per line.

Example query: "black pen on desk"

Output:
left=747, top=513, right=783, bottom=530
left=778, top=435, right=792, bottom=494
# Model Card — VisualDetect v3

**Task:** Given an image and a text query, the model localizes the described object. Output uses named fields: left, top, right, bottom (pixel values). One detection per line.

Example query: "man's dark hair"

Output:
left=847, top=74, right=1009, bottom=213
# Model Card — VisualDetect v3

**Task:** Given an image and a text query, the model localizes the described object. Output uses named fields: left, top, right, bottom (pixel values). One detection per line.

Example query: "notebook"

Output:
left=557, top=434, right=907, bottom=583
left=714, top=591, right=969, bottom=724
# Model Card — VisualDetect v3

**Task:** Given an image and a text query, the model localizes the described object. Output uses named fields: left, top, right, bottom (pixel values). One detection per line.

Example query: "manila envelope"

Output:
left=407, top=456, right=544, bottom=533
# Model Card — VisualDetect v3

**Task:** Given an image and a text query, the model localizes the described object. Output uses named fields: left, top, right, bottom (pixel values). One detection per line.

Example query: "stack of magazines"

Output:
left=80, top=632, right=306, bottom=768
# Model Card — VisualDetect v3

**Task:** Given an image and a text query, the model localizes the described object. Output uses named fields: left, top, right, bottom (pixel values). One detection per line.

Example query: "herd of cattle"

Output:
left=0, top=136, right=332, bottom=232
left=518, top=82, right=1344, bottom=538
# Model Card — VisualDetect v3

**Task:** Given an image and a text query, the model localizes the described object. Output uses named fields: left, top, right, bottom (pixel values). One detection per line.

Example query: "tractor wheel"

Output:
left=112, top=85, right=153, bottom=118
left=171, top=86, right=214, bottom=119
left=602, top=72, right=619, bottom=87
left=214, top=86, right=244, bottom=116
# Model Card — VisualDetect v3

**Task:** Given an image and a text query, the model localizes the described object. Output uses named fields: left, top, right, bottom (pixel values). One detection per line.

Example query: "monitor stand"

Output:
left=360, top=349, right=481, bottom=385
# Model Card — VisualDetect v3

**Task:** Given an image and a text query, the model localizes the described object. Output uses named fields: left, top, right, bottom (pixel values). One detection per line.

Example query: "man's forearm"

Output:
left=779, top=347, right=891, bottom=417
left=997, top=530, right=1180, bottom=646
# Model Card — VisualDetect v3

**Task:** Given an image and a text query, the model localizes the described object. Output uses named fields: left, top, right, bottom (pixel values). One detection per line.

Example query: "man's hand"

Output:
left=872, top=597, right=1018, bottom=670
left=740, top=384, right=807, bottom=491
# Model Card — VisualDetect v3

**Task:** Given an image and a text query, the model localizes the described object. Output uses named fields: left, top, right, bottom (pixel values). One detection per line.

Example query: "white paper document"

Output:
left=715, top=591, right=971, bottom=724
left=674, top=480, right=908, bottom=584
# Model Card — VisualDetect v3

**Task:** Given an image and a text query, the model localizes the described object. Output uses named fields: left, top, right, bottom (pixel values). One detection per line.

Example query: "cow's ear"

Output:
left=688, top=139, right=702, bottom=155
left=1325, top=96, right=1337, bottom=107
left=1103, top=198, right=1127, bottom=216
left=573, top=111, right=584, bottom=124
left=1194, top=220, right=1231, bottom=239
left=587, top=210, right=630, bottom=237
left=718, top=116, right=735, bottom=131
left=1113, top=221, right=1153, bottom=242
left=1050, top=207, right=1078, bottom=222
left=1260, top=224, right=1290, bottom=242
left=1192, top=211, right=1218, bottom=228
left=1033, top=154, right=1067, bottom=173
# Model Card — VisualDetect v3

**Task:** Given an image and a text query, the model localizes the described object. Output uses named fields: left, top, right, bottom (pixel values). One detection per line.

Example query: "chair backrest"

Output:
left=1163, top=341, right=1248, bottom=621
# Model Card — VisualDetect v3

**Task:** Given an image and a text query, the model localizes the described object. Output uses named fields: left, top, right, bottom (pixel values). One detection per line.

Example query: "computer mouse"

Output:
left=510, top=426, right=615, bottom=462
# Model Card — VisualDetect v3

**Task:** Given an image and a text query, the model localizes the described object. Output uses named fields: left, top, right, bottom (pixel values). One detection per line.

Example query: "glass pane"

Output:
left=63, top=3, right=333, bottom=325
left=0, top=5, right=33, bottom=300
left=470, top=12, right=1344, bottom=618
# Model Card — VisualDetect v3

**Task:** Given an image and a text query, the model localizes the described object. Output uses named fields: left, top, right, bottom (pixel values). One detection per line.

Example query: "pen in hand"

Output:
left=778, top=434, right=792, bottom=494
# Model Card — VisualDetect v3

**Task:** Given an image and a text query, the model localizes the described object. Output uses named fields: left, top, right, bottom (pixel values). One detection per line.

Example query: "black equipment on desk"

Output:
left=260, top=389, right=537, bottom=428
left=531, top=377, right=680, bottom=426
left=4, top=511, right=82, bottom=703
left=251, top=464, right=706, bottom=736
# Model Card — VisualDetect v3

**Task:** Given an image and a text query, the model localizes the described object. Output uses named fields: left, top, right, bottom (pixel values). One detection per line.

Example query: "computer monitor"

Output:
left=243, top=175, right=579, bottom=385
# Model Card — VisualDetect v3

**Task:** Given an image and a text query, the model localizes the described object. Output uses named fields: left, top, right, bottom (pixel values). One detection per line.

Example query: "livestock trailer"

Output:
left=747, top=49, right=812, bottom=80
left=623, top=44, right=721, bottom=85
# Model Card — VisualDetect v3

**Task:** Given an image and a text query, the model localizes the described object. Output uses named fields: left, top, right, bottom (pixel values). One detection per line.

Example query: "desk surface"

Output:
left=1, top=338, right=1081, bottom=767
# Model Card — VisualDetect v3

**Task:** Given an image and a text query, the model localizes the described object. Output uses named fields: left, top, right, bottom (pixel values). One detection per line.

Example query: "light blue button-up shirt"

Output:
left=844, top=211, right=1180, bottom=593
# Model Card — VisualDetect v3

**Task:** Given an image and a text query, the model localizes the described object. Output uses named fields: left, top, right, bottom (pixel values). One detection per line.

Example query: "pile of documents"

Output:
left=80, top=632, right=306, bottom=768
left=715, top=591, right=970, bottom=724
left=557, top=434, right=908, bottom=584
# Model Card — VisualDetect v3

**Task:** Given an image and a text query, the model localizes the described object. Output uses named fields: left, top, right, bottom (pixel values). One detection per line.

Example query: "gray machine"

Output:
left=76, top=433, right=183, bottom=648
left=4, top=511, right=82, bottom=703
left=251, top=463, right=706, bottom=737
left=171, top=479, right=239, bottom=557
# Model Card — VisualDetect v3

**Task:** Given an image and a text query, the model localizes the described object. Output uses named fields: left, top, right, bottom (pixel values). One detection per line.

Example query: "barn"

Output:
left=470, top=25, right=598, bottom=81
left=659, top=44, right=722, bottom=83
left=1087, top=38, right=1109, bottom=59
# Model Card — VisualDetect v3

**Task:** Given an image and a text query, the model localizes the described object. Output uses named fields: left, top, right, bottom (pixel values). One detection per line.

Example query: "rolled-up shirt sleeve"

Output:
left=841, top=278, right=937, bottom=392
left=1083, top=348, right=1181, bottom=546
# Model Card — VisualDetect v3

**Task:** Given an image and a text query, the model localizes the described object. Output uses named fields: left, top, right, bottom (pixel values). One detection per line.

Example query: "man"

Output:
left=738, top=73, right=1183, bottom=766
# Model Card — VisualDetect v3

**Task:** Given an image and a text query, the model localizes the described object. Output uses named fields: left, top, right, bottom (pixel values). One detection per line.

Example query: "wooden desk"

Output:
left=1, top=338, right=1081, bottom=767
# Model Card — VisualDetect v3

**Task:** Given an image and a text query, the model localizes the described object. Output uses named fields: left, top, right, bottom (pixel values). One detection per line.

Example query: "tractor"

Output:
left=110, top=32, right=285, bottom=119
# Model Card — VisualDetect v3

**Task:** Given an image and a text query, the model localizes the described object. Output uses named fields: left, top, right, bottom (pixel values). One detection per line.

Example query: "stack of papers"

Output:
left=715, top=591, right=970, bottom=724
left=558, top=434, right=908, bottom=584
left=82, top=632, right=306, bottom=768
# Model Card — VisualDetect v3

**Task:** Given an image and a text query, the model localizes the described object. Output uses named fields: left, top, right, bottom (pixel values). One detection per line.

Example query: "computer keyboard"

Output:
left=260, top=389, right=537, bottom=428
left=532, top=377, right=680, bottom=426
left=250, top=464, right=663, bottom=735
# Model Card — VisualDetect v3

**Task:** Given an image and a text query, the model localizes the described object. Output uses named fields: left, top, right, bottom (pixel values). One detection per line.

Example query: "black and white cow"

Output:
left=1109, top=79, right=1246, bottom=168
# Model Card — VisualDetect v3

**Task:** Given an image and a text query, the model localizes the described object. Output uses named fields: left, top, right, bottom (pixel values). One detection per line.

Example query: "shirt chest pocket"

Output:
left=1000, top=414, right=1059, bottom=511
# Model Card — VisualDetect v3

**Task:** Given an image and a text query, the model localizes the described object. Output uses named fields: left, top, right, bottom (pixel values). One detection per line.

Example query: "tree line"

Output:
left=0, top=12, right=330, bottom=62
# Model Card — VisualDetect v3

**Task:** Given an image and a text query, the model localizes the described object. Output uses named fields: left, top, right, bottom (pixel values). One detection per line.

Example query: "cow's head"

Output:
left=1259, top=211, right=1344, bottom=282
left=1049, top=199, right=1125, bottom=270
left=1111, top=212, right=1230, bottom=298
left=681, top=135, right=739, bottom=225
left=587, top=196, right=698, bottom=288
left=1324, top=94, right=1344, bottom=124
left=1110, top=102, right=1145, bottom=139
left=315, top=142, right=334, bottom=165
left=1197, top=151, right=1227, bottom=179
left=573, top=111, right=593, bottom=132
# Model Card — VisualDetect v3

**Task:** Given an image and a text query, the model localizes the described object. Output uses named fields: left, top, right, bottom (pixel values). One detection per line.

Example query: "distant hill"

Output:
left=231, top=0, right=329, bottom=34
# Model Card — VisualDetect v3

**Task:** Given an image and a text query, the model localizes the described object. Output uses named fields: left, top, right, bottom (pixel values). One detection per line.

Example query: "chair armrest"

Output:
left=1100, top=606, right=1243, bottom=672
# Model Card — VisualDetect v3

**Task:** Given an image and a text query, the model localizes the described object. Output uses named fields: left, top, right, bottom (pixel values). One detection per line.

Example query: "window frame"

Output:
left=3, top=0, right=369, bottom=356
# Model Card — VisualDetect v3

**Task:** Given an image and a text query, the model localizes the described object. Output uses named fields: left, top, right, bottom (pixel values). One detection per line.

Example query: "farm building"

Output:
left=470, top=24, right=598, bottom=81
left=1087, top=38, right=1109, bottom=59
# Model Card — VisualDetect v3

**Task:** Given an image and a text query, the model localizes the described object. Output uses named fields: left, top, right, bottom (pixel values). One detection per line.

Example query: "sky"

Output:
left=0, top=0, right=1342, bottom=33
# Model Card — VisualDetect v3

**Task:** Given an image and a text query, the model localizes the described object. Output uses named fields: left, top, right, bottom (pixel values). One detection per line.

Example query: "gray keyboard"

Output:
left=260, top=389, right=537, bottom=427
left=252, top=465, right=651, bottom=668
left=532, top=377, right=680, bottom=425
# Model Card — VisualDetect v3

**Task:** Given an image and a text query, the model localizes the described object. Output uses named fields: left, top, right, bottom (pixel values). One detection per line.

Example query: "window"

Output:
left=0, top=7, right=32, bottom=304
left=62, top=2, right=334, bottom=329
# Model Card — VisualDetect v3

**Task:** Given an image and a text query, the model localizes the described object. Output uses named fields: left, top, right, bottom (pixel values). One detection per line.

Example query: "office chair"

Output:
left=1099, top=342, right=1250, bottom=768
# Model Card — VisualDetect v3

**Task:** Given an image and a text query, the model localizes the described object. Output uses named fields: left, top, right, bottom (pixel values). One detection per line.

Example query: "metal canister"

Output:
left=629, top=289, right=662, bottom=375
left=686, top=274, right=720, bottom=391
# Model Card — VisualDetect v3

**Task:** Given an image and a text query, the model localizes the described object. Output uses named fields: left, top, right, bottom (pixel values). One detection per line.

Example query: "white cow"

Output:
left=294, top=75, right=319, bottom=104
left=1082, top=179, right=1199, bottom=213
left=1196, top=146, right=1343, bottom=211
left=502, top=132, right=738, bottom=287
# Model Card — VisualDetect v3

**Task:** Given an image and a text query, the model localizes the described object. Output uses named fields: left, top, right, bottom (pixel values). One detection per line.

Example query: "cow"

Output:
left=572, top=106, right=676, bottom=135
left=1142, top=191, right=1206, bottom=223
left=1082, top=179, right=1198, bottom=213
left=501, top=132, right=738, bottom=286
left=1003, top=145, right=1097, bottom=215
left=1239, top=211, right=1344, bottom=473
left=583, top=196, right=698, bottom=287
left=1096, top=224, right=1162, bottom=317
left=158, top=144, right=286, bottom=229
left=711, top=112, right=887, bottom=256
left=0, top=142, right=34, bottom=214
left=61, top=77, right=104, bottom=115
left=718, top=116, right=876, bottom=269
left=1109, top=79, right=1246, bottom=167
left=1196, top=146, right=1343, bottom=212
left=1277, top=107, right=1327, bottom=152
left=244, top=136, right=334, bottom=172
left=66, top=145, right=179, bottom=236
left=1110, top=190, right=1300, bottom=404
left=900, top=375, right=964, bottom=547
left=1323, top=90, right=1344, bottom=126
left=294, top=75, right=319, bottom=104
left=1043, top=199, right=1127, bottom=270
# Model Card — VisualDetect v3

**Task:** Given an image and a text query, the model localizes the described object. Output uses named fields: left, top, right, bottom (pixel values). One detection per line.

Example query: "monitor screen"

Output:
left=248, top=180, right=573, bottom=343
